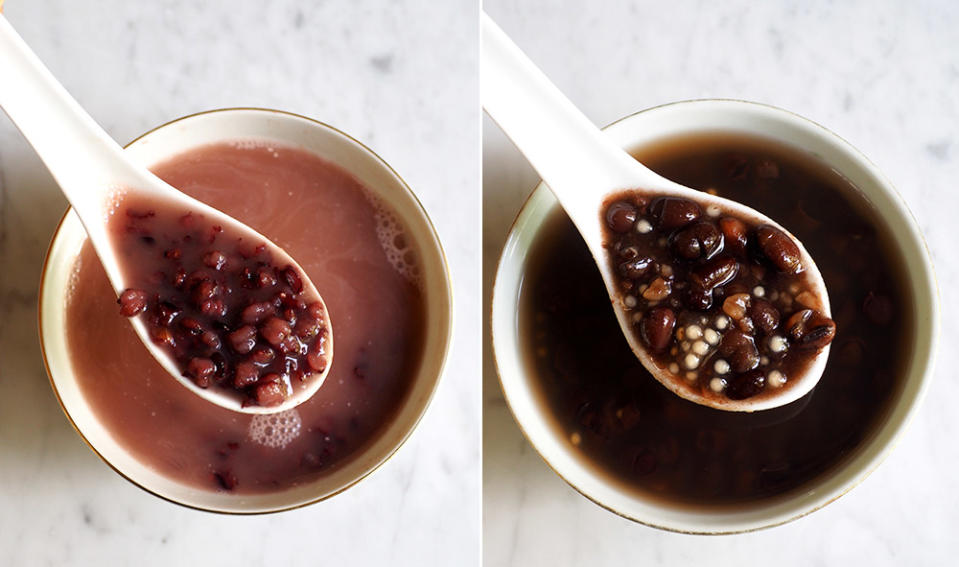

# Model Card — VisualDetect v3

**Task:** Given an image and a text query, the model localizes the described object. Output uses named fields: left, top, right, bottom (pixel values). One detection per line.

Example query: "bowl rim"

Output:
left=38, top=106, right=454, bottom=515
left=490, top=98, right=940, bottom=534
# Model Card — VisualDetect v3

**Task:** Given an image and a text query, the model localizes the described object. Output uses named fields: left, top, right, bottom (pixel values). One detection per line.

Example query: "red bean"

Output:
left=204, top=250, right=227, bottom=270
left=605, top=201, right=638, bottom=233
left=672, top=221, right=723, bottom=260
left=228, top=325, right=257, bottom=354
left=254, top=376, right=288, bottom=406
left=719, top=330, right=760, bottom=373
left=118, top=289, right=149, bottom=317
left=187, top=357, right=216, bottom=388
left=756, top=225, right=803, bottom=274
left=649, top=197, right=701, bottom=230
left=690, top=256, right=739, bottom=291
left=718, top=217, right=748, bottom=257
left=233, top=361, right=259, bottom=389
left=283, top=266, right=304, bottom=293
left=257, top=267, right=278, bottom=288
left=241, top=302, right=274, bottom=324
left=785, top=309, right=836, bottom=350
left=639, top=306, right=676, bottom=352
left=260, top=317, right=292, bottom=348
left=618, top=256, right=656, bottom=279
left=726, top=370, right=766, bottom=400
left=749, top=299, right=780, bottom=334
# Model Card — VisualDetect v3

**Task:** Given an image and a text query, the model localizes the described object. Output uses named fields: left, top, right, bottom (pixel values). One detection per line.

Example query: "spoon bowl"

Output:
left=0, top=14, right=331, bottom=413
left=481, top=14, right=831, bottom=411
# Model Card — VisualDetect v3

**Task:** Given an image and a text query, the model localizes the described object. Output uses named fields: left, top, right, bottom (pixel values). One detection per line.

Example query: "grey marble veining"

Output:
left=0, top=1, right=478, bottom=565
left=483, top=0, right=958, bottom=565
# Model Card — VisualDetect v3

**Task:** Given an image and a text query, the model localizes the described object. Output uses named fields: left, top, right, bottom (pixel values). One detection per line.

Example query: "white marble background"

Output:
left=483, top=0, right=957, bottom=565
left=0, top=1, right=478, bottom=565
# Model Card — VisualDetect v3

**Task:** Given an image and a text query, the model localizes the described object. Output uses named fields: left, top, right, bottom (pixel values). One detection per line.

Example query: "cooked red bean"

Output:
left=649, top=197, right=701, bottom=230
left=606, top=201, right=638, bottom=233
left=690, top=256, right=739, bottom=290
left=619, top=256, right=656, bottom=279
left=719, top=330, right=760, bottom=373
left=255, top=376, right=288, bottom=407
left=639, top=306, right=676, bottom=352
left=725, top=369, right=766, bottom=400
left=118, top=289, right=149, bottom=317
left=673, top=221, right=723, bottom=260
left=113, top=196, right=330, bottom=407
left=756, top=225, right=803, bottom=274
left=718, top=217, right=749, bottom=256
left=749, top=299, right=780, bottom=334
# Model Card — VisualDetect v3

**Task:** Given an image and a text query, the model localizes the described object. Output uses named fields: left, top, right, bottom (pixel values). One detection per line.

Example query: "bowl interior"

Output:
left=492, top=100, right=938, bottom=533
left=40, top=108, right=452, bottom=513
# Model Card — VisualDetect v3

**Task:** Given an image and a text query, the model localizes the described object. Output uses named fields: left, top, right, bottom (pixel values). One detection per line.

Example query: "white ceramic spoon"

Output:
left=482, top=14, right=831, bottom=411
left=0, top=14, right=332, bottom=414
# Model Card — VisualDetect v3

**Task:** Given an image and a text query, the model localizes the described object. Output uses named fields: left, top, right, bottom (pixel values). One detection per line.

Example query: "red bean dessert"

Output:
left=112, top=196, right=330, bottom=407
left=66, top=141, right=425, bottom=493
left=522, top=133, right=912, bottom=506
left=601, top=192, right=835, bottom=402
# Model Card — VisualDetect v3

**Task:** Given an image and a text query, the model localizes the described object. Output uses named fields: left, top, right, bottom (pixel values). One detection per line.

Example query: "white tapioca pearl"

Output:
left=635, top=219, right=653, bottom=234
left=624, top=295, right=637, bottom=308
left=753, top=286, right=765, bottom=298
left=686, top=371, right=697, bottom=381
left=570, top=432, right=582, bottom=445
left=638, top=284, right=648, bottom=293
left=692, top=340, right=709, bottom=356
left=709, top=377, right=725, bottom=392
left=715, top=316, right=729, bottom=330
left=670, top=347, right=678, bottom=356
left=769, top=335, right=788, bottom=353
left=681, top=341, right=691, bottom=352
left=660, top=265, right=674, bottom=277
left=706, top=204, right=721, bottom=217
left=704, top=328, right=720, bottom=345
left=714, top=359, right=730, bottom=374
left=700, top=316, right=708, bottom=325
left=669, top=363, right=680, bottom=374
left=632, top=312, right=643, bottom=323
left=768, top=370, right=787, bottom=388
left=684, top=353, right=701, bottom=369
left=686, top=325, right=703, bottom=340
left=760, top=356, right=770, bottom=366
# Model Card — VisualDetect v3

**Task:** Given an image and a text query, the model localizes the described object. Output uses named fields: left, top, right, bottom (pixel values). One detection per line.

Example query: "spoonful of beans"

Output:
left=482, top=14, right=835, bottom=411
left=0, top=15, right=332, bottom=414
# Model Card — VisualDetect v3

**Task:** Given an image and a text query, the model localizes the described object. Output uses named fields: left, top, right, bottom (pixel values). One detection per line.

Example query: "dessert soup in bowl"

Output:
left=40, top=108, right=452, bottom=513
left=491, top=100, right=937, bottom=533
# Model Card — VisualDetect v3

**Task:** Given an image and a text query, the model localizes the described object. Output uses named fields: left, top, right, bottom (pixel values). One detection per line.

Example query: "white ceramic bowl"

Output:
left=39, top=108, right=452, bottom=513
left=491, top=99, right=939, bottom=533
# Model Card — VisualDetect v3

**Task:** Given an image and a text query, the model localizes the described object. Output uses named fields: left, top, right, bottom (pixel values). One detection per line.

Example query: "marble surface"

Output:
left=483, top=0, right=957, bottom=565
left=0, top=1, right=478, bottom=565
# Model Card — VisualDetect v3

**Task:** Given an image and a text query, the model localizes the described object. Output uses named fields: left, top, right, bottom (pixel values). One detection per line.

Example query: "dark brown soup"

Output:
left=520, top=133, right=912, bottom=507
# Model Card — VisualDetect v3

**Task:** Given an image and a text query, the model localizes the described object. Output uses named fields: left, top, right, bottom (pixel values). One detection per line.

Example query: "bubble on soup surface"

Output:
left=248, top=409, right=302, bottom=449
left=364, top=190, right=423, bottom=288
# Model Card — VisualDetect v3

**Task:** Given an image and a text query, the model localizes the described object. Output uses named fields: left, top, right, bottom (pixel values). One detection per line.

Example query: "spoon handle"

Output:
left=0, top=15, right=145, bottom=235
left=481, top=13, right=658, bottom=242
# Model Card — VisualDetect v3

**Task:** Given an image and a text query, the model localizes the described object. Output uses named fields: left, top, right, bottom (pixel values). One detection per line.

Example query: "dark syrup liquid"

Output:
left=521, top=133, right=914, bottom=507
